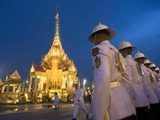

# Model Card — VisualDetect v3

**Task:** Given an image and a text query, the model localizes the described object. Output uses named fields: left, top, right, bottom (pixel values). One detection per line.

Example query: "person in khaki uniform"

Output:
left=89, top=23, right=136, bottom=120
left=135, top=52, right=159, bottom=120
left=119, top=41, right=150, bottom=120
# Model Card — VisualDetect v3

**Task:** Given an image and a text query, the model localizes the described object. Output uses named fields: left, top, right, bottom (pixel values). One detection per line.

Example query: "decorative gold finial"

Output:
left=55, top=10, right=60, bottom=37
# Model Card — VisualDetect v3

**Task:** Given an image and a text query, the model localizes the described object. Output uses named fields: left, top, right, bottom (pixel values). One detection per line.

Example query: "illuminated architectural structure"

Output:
left=29, top=11, right=78, bottom=103
left=0, top=80, right=3, bottom=93
left=0, top=70, right=22, bottom=104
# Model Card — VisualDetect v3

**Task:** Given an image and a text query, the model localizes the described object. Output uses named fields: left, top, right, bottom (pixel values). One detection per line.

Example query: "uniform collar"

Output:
left=126, top=55, right=132, bottom=59
left=99, top=40, right=111, bottom=45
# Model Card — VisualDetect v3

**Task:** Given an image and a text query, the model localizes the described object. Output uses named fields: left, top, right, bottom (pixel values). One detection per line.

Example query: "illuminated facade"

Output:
left=0, top=70, right=22, bottom=104
left=29, top=11, right=78, bottom=103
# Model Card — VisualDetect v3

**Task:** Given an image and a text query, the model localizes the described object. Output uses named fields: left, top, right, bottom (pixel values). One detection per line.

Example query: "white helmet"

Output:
left=149, top=64, right=156, bottom=68
left=155, top=67, right=160, bottom=72
left=91, top=22, right=109, bottom=34
left=134, top=51, right=145, bottom=59
left=90, top=22, right=114, bottom=38
left=144, top=59, right=151, bottom=65
left=119, top=41, right=133, bottom=50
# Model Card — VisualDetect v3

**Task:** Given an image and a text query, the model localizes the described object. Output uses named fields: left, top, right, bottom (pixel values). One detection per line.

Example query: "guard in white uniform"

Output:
left=144, top=59, right=151, bottom=67
left=119, top=41, right=149, bottom=120
left=135, top=52, right=159, bottom=120
left=152, top=66, right=160, bottom=100
left=72, top=84, right=88, bottom=120
left=89, top=23, right=136, bottom=120
left=154, top=67, right=160, bottom=100
left=148, top=64, right=158, bottom=98
left=144, top=61, right=160, bottom=101
left=154, top=67, right=160, bottom=117
left=155, top=67, right=160, bottom=76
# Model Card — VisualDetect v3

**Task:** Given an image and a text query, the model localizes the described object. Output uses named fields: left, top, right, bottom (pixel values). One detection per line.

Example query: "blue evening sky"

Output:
left=0, top=0, right=160, bottom=80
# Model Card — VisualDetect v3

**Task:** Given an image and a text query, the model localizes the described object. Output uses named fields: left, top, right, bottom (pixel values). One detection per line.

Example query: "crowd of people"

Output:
left=72, top=22, right=160, bottom=120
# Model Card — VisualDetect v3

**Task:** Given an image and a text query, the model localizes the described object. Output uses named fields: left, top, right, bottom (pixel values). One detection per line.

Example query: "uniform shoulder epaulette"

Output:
left=92, top=47, right=99, bottom=56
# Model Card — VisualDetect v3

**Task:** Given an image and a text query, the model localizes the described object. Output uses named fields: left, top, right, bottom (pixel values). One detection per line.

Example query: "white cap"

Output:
left=144, top=59, right=151, bottom=65
left=134, top=51, right=145, bottom=59
left=149, top=64, right=156, bottom=68
left=119, top=41, right=133, bottom=50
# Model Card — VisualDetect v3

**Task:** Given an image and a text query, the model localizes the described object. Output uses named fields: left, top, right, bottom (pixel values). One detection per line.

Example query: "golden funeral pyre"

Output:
left=29, top=12, right=78, bottom=103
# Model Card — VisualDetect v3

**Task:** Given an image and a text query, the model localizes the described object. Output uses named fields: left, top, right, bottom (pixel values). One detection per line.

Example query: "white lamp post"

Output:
left=83, top=78, right=87, bottom=88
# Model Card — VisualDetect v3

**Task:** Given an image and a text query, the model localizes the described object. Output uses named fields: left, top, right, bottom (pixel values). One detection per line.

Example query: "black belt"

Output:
left=120, top=114, right=137, bottom=120
left=136, top=106, right=149, bottom=112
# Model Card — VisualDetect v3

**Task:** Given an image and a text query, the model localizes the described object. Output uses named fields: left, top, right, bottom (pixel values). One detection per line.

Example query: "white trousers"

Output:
left=73, top=101, right=88, bottom=119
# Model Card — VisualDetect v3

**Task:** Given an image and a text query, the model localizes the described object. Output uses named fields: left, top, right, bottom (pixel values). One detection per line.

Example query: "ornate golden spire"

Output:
left=52, top=11, right=62, bottom=48
left=55, top=11, right=60, bottom=37
left=43, top=10, right=65, bottom=63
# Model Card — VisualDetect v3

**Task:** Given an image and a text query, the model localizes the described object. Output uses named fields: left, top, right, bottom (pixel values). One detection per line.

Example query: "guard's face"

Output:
left=136, top=58, right=145, bottom=63
left=144, top=64, right=148, bottom=67
left=90, top=32, right=112, bottom=45
left=120, top=48, right=132, bottom=57
left=151, top=68, right=155, bottom=71
left=91, top=38, right=102, bottom=45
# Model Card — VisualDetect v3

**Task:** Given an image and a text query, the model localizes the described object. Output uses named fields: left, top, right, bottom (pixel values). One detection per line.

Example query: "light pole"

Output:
left=83, top=78, right=87, bottom=89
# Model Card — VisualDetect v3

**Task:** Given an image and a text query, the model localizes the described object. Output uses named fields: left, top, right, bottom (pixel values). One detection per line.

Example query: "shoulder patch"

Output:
left=92, top=47, right=99, bottom=56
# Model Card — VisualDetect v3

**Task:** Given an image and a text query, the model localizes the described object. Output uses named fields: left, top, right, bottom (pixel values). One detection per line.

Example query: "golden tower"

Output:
left=29, top=11, right=78, bottom=103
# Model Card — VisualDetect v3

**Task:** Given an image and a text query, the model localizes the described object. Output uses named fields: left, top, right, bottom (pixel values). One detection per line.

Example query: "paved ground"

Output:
left=0, top=104, right=88, bottom=120
left=0, top=104, right=73, bottom=120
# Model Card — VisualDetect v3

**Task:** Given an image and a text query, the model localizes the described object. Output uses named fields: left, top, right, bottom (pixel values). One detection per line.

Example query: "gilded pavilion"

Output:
left=0, top=70, right=22, bottom=104
left=29, top=12, right=78, bottom=103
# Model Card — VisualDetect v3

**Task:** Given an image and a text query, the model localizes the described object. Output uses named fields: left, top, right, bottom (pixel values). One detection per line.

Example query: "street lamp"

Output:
left=83, top=78, right=87, bottom=88
left=26, top=80, right=29, bottom=84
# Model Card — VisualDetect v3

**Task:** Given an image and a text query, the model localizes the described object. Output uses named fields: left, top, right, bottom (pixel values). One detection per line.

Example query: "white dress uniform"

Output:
left=150, top=70, right=160, bottom=101
left=72, top=87, right=88, bottom=119
left=92, top=41, right=135, bottom=120
left=124, top=55, right=149, bottom=107
left=155, top=72, right=160, bottom=101
left=140, top=64, right=159, bottom=104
